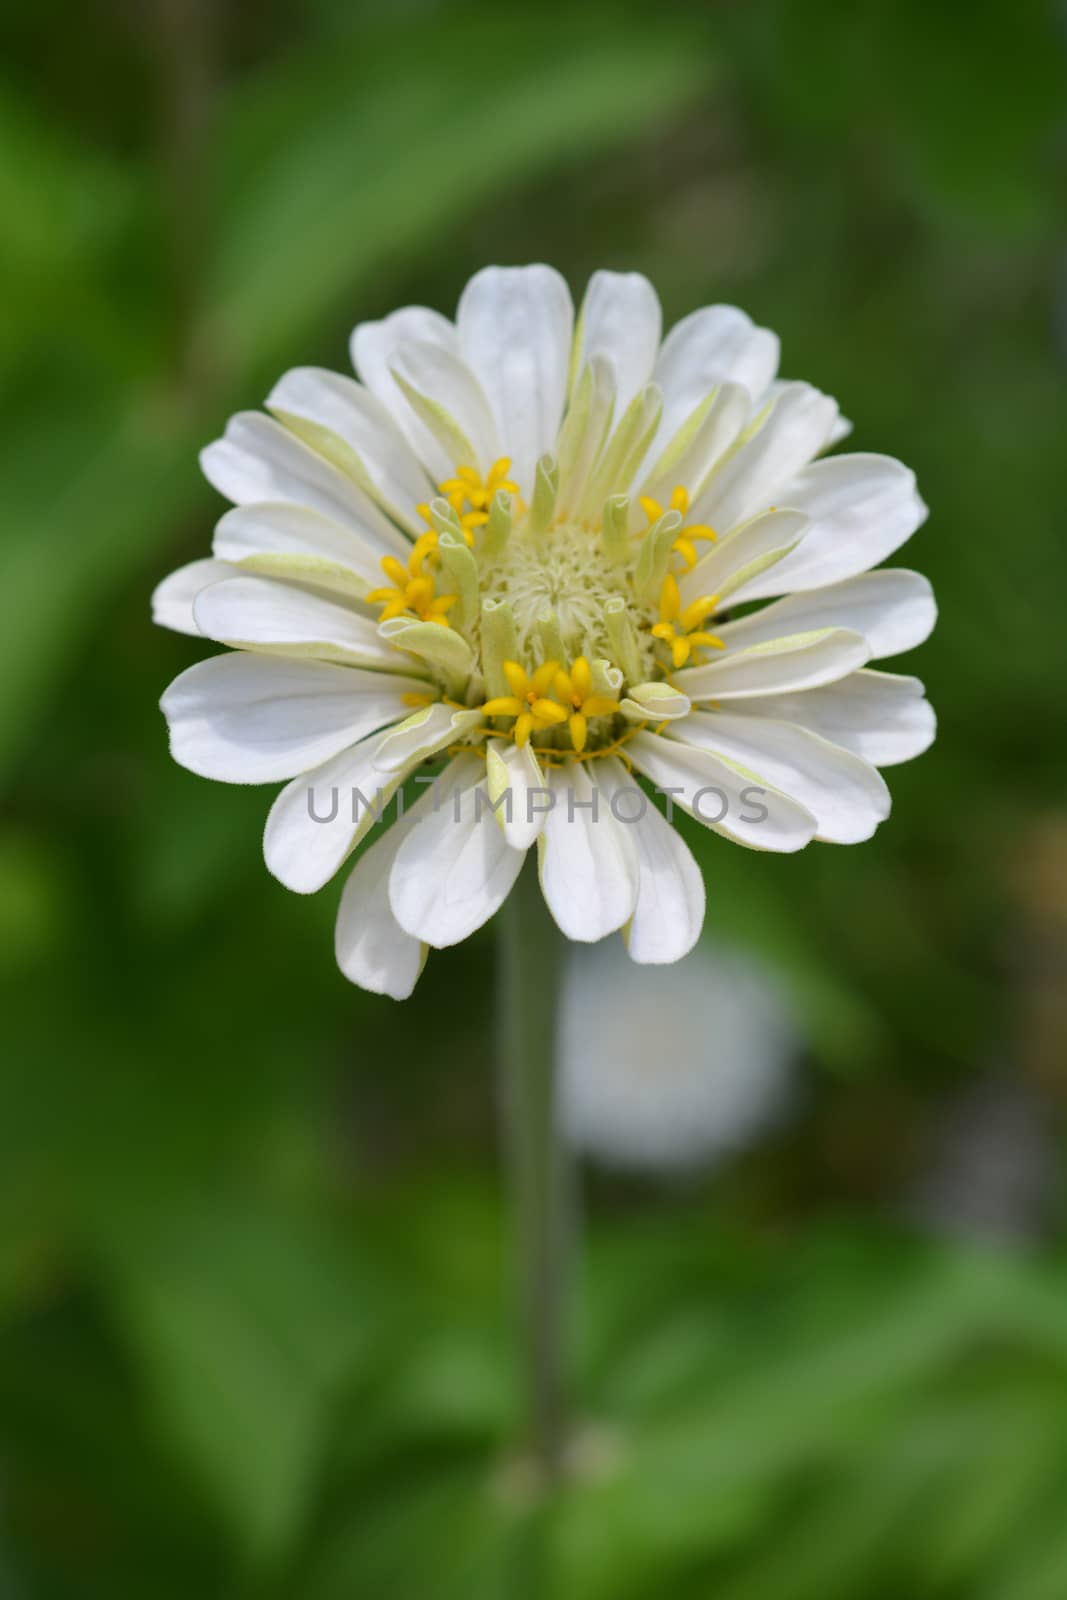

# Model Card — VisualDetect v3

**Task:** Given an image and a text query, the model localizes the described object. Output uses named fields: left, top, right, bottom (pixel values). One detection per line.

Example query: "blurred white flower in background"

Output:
left=559, top=938, right=799, bottom=1174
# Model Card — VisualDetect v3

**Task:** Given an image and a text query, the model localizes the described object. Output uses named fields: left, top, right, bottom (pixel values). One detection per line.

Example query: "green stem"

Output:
left=497, top=854, right=570, bottom=1483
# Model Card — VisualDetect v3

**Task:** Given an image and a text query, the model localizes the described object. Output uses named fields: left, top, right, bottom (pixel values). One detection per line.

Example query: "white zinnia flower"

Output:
left=154, top=266, right=936, bottom=1000
left=560, top=939, right=798, bottom=1174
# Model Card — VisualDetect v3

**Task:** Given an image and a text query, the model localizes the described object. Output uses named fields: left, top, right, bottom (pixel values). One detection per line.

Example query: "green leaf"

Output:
left=208, top=12, right=711, bottom=372
left=103, top=1200, right=382, bottom=1566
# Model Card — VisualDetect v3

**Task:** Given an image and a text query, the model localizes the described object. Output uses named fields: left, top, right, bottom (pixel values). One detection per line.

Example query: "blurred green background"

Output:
left=2, top=1, right=1067, bottom=1595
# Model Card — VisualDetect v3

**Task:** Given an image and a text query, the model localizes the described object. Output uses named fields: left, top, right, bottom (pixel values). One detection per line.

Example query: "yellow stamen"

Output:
left=409, top=530, right=438, bottom=570
left=369, top=547, right=457, bottom=626
left=660, top=572, right=681, bottom=623
left=429, top=457, right=522, bottom=545
left=555, top=654, right=621, bottom=751
left=477, top=653, right=619, bottom=753
left=380, top=556, right=409, bottom=588
left=530, top=698, right=568, bottom=725
left=652, top=576, right=724, bottom=669
left=680, top=594, right=720, bottom=631
left=503, top=660, right=531, bottom=698
left=571, top=656, right=592, bottom=698
left=582, top=694, right=621, bottom=717
left=482, top=659, right=566, bottom=746
left=529, top=659, right=561, bottom=699
left=641, top=482, right=718, bottom=570
left=481, top=695, right=524, bottom=717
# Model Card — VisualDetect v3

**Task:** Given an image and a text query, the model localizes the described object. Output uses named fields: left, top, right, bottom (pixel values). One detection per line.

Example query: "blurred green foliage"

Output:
left=1, top=0, right=1066, bottom=1595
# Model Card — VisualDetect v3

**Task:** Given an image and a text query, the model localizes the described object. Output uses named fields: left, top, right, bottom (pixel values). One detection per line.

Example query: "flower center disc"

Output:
left=482, top=519, right=654, bottom=669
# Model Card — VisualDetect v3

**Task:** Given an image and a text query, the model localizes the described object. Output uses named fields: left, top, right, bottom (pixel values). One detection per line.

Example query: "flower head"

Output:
left=154, top=267, right=936, bottom=999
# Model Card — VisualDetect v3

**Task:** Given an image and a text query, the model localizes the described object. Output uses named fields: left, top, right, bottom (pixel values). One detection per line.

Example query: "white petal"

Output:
left=263, top=702, right=469, bottom=896
left=827, top=414, right=852, bottom=447
left=715, top=569, right=937, bottom=660
left=653, top=305, right=780, bottom=449
left=193, top=575, right=400, bottom=669
left=675, top=628, right=870, bottom=700
left=152, top=559, right=233, bottom=636
left=388, top=341, right=499, bottom=478
left=639, top=381, right=750, bottom=505
left=764, top=378, right=852, bottom=450
left=596, top=759, right=704, bottom=964
left=350, top=305, right=459, bottom=477
left=486, top=738, right=550, bottom=851
left=573, top=271, right=661, bottom=420
left=388, top=756, right=525, bottom=947
left=266, top=367, right=433, bottom=530
left=200, top=413, right=409, bottom=558
left=372, top=703, right=481, bottom=774
left=213, top=503, right=385, bottom=597
left=750, top=453, right=929, bottom=595
left=737, top=670, right=936, bottom=767
left=674, top=711, right=890, bottom=845
left=537, top=762, right=639, bottom=941
left=692, top=382, right=841, bottom=534
left=619, top=682, right=691, bottom=721
left=679, top=508, right=808, bottom=607
left=456, top=265, right=574, bottom=497
left=335, top=807, right=428, bottom=1001
left=263, top=735, right=404, bottom=895
left=377, top=615, right=474, bottom=685
left=627, top=732, right=817, bottom=853
left=161, top=653, right=424, bottom=783
left=577, top=381, right=663, bottom=515
left=554, top=355, right=618, bottom=518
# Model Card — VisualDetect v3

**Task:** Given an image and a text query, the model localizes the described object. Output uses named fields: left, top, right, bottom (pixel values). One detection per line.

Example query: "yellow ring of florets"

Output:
left=369, top=456, right=728, bottom=760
